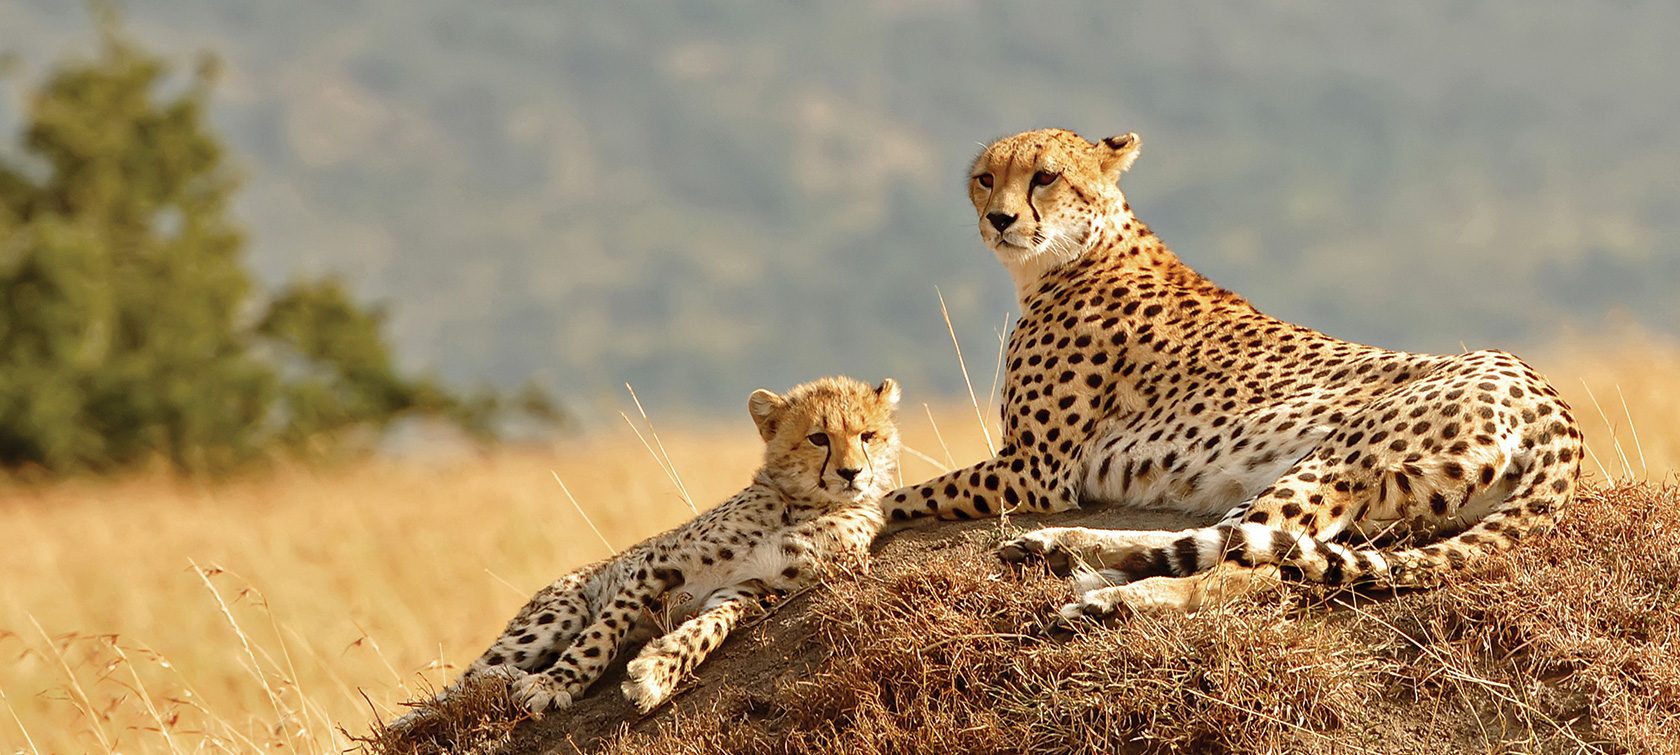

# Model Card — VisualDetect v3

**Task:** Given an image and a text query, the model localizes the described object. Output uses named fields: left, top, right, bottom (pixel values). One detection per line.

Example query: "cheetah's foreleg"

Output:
left=621, top=580, right=772, bottom=713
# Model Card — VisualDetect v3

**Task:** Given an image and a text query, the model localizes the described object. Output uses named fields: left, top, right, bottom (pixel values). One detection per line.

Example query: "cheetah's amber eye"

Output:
left=1032, top=170, right=1060, bottom=187
left=975, top=173, right=993, bottom=189
left=807, top=432, right=829, bottom=447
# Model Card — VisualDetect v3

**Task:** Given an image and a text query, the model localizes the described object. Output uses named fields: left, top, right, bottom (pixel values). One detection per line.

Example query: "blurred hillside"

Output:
left=2, top=1, right=1675, bottom=417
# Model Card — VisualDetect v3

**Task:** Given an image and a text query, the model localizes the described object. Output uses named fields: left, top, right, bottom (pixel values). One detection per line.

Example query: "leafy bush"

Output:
left=0, top=18, right=557, bottom=474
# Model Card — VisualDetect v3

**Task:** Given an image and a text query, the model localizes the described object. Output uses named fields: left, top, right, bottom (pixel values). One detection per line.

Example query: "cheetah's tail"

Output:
left=1207, top=435, right=1581, bottom=589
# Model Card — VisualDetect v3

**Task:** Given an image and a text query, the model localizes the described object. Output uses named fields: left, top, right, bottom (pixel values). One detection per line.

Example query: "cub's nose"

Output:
left=986, top=212, right=1017, bottom=233
left=836, top=468, right=860, bottom=482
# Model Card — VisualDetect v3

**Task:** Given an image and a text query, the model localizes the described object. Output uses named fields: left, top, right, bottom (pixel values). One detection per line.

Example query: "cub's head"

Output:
left=968, top=128, right=1141, bottom=280
left=747, top=376, right=902, bottom=505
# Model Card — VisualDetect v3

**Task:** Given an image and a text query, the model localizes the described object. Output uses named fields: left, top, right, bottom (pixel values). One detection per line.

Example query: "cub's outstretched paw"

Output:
left=510, top=673, right=574, bottom=717
left=621, top=656, right=676, bottom=714
left=1057, top=584, right=1135, bottom=624
left=996, top=528, right=1077, bottom=576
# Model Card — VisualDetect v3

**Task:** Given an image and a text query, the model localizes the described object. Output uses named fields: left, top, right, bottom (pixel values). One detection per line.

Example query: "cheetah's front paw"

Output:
left=996, top=528, right=1078, bottom=576
left=510, top=673, right=574, bottom=717
left=621, top=656, right=676, bottom=714
left=1058, top=585, right=1134, bottom=623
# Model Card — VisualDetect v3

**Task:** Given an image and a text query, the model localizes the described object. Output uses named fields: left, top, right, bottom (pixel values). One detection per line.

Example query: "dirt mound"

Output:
left=369, top=483, right=1680, bottom=755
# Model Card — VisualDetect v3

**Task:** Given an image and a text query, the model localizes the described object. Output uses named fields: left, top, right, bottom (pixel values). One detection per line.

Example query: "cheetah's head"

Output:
left=747, top=376, right=902, bottom=506
left=969, top=128, right=1141, bottom=286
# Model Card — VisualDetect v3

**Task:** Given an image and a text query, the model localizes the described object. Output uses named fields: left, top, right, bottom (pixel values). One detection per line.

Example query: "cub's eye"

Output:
left=1032, top=170, right=1060, bottom=187
left=807, top=433, right=829, bottom=447
left=860, top=431, right=877, bottom=443
left=975, top=173, right=994, bottom=189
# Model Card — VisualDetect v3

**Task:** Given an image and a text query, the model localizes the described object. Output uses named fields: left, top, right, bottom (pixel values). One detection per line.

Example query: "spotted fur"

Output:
left=886, top=128, right=1582, bottom=618
left=399, top=377, right=900, bottom=723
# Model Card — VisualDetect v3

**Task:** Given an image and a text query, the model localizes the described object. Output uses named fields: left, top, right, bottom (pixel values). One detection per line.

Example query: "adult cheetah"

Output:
left=885, top=128, right=1582, bottom=619
left=397, top=376, right=900, bottom=724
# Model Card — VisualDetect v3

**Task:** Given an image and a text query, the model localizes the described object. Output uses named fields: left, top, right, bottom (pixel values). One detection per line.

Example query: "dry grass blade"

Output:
left=108, top=640, right=182, bottom=754
left=482, top=567, right=531, bottom=599
left=0, top=684, right=44, bottom=755
left=350, top=620, right=407, bottom=690
left=189, top=560, right=303, bottom=754
left=986, top=312, right=1010, bottom=422
left=936, top=287, right=995, bottom=455
left=1580, top=379, right=1634, bottom=480
left=257, top=588, right=335, bottom=752
left=26, top=615, right=112, bottom=752
left=621, top=384, right=699, bottom=513
left=899, top=443, right=951, bottom=474
left=552, top=470, right=617, bottom=555
left=1578, top=430, right=1613, bottom=483
left=1615, top=384, right=1647, bottom=479
left=922, top=403, right=956, bottom=469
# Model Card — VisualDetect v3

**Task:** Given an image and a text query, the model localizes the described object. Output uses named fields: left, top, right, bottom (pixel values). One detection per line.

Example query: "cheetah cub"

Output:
left=401, top=376, right=901, bottom=723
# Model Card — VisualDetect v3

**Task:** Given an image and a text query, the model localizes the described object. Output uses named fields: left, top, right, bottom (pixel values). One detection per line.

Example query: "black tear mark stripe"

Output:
left=1026, top=145, right=1044, bottom=222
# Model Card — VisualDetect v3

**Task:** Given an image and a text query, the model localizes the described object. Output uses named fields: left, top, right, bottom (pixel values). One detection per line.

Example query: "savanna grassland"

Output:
left=3, top=335, right=1677, bottom=754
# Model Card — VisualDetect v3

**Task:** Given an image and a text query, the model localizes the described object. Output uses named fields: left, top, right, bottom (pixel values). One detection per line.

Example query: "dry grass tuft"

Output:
left=560, top=483, right=1679, bottom=755
left=359, top=675, right=528, bottom=755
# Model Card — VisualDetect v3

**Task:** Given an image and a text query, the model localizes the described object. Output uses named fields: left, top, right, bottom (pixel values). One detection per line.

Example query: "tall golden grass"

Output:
left=1, top=335, right=1675, bottom=753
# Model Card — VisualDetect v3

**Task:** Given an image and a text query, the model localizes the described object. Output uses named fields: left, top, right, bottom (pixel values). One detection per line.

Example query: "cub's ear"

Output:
left=875, top=378, right=901, bottom=407
left=747, top=389, right=787, bottom=441
left=1097, top=132, right=1141, bottom=182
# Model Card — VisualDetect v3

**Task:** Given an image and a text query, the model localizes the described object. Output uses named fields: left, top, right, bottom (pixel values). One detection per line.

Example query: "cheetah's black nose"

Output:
left=987, top=212, right=1017, bottom=232
left=836, top=468, right=860, bottom=482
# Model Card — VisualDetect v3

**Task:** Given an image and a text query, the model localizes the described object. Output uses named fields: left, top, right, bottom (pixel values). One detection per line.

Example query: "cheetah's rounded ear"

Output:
left=1097, top=132, right=1141, bottom=182
left=875, top=378, right=901, bottom=408
left=748, top=389, right=787, bottom=441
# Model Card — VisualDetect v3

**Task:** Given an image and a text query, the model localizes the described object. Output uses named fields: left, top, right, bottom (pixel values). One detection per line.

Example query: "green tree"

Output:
left=0, top=18, right=553, bottom=474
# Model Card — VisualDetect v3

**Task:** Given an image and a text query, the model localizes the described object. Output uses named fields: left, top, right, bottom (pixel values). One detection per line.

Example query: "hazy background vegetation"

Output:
left=4, top=1, right=1675, bottom=420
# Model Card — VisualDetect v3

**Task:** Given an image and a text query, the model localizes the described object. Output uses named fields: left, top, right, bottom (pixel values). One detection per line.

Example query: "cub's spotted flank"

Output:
left=399, top=376, right=900, bottom=723
left=887, top=128, right=1581, bottom=619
